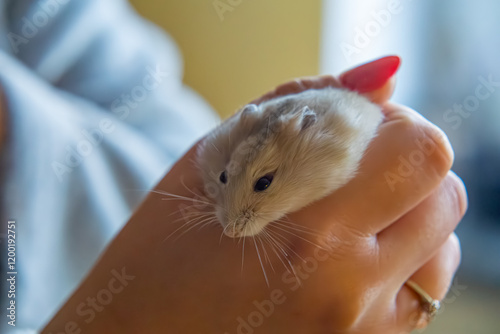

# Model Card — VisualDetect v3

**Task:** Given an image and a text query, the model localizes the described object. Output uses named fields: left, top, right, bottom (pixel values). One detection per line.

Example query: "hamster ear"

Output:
left=339, top=55, right=401, bottom=105
left=300, top=106, right=317, bottom=131
left=285, top=106, right=317, bottom=132
left=241, top=104, right=259, bottom=117
left=239, top=104, right=261, bottom=125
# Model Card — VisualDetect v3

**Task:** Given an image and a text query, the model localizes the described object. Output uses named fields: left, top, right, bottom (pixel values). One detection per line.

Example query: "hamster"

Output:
left=196, top=87, right=383, bottom=238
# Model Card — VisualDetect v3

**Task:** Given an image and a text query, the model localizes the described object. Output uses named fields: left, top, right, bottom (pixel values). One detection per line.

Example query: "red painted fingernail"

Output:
left=339, top=55, right=401, bottom=93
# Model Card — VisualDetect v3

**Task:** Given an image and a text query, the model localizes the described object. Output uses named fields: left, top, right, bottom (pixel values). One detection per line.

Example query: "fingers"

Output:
left=395, top=233, right=461, bottom=331
left=378, top=172, right=467, bottom=279
left=364, top=76, right=396, bottom=105
left=250, top=55, right=400, bottom=105
left=407, top=233, right=462, bottom=300
left=291, top=103, right=455, bottom=237
left=250, top=75, right=341, bottom=105
left=339, top=55, right=400, bottom=104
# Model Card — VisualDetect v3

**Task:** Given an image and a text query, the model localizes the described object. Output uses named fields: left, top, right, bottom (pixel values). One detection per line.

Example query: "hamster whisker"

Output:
left=270, top=224, right=327, bottom=252
left=262, top=229, right=289, bottom=258
left=262, top=234, right=286, bottom=270
left=127, top=188, right=211, bottom=206
left=173, top=215, right=216, bottom=237
left=260, top=230, right=291, bottom=275
left=173, top=217, right=219, bottom=241
left=220, top=223, right=232, bottom=245
left=272, top=220, right=325, bottom=238
left=164, top=213, right=217, bottom=242
left=168, top=205, right=216, bottom=219
left=160, top=195, right=212, bottom=206
left=237, top=232, right=245, bottom=245
left=265, top=229, right=307, bottom=264
left=240, top=236, right=246, bottom=273
left=196, top=218, right=219, bottom=232
left=277, top=216, right=319, bottom=230
left=210, top=142, right=221, bottom=153
left=275, top=217, right=324, bottom=235
left=152, top=192, right=213, bottom=207
left=252, top=236, right=269, bottom=287
left=180, top=177, right=209, bottom=202
left=263, top=230, right=302, bottom=286
left=257, top=235, right=275, bottom=273
left=172, top=209, right=217, bottom=223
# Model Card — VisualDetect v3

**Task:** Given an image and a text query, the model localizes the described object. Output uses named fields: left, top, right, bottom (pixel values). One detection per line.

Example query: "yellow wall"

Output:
left=129, top=0, right=322, bottom=118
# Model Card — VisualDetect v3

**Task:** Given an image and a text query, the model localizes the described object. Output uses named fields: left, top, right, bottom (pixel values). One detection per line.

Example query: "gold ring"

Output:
left=406, top=279, right=441, bottom=320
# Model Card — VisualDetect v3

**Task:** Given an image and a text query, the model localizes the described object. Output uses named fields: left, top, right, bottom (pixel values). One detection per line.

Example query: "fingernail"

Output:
left=339, top=55, right=401, bottom=93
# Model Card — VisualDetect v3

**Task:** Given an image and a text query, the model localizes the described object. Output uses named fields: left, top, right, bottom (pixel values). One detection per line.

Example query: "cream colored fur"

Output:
left=196, top=87, right=383, bottom=237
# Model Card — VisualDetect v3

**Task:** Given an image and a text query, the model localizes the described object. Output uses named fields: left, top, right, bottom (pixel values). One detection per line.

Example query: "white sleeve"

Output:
left=0, top=0, right=219, bottom=332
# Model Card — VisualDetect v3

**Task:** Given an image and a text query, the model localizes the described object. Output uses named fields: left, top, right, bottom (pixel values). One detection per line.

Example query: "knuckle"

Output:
left=395, top=113, right=455, bottom=178
left=421, top=123, right=455, bottom=175
left=317, top=75, right=339, bottom=87
left=447, top=233, right=462, bottom=271
left=434, top=233, right=462, bottom=300
left=446, top=172, right=469, bottom=218
left=429, top=173, right=467, bottom=240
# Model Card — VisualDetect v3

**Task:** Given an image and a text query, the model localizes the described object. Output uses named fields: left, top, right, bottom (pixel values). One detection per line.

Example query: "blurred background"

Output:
left=0, top=0, right=498, bottom=332
left=130, top=0, right=500, bottom=332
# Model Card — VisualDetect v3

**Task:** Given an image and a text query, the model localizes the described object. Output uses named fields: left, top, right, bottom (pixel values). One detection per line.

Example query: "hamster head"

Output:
left=197, top=99, right=364, bottom=238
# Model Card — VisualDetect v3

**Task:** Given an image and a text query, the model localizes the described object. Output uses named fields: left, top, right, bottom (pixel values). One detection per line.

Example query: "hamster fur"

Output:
left=196, top=87, right=383, bottom=238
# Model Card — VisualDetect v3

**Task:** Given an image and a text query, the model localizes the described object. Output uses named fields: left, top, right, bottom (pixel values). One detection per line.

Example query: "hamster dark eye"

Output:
left=254, top=174, right=273, bottom=192
left=219, top=171, right=227, bottom=184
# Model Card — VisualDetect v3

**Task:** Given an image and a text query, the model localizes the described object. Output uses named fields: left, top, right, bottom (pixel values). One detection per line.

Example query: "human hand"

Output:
left=43, top=56, right=466, bottom=334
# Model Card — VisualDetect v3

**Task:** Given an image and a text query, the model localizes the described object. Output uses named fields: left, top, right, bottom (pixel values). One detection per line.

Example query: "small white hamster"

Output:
left=196, top=87, right=383, bottom=238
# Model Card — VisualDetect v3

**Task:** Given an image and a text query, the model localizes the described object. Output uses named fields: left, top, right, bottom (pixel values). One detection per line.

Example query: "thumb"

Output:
left=339, top=55, right=401, bottom=105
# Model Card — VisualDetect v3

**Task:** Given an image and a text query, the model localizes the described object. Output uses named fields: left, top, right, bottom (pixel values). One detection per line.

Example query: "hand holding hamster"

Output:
left=197, top=56, right=401, bottom=237
left=44, top=56, right=466, bottom=334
